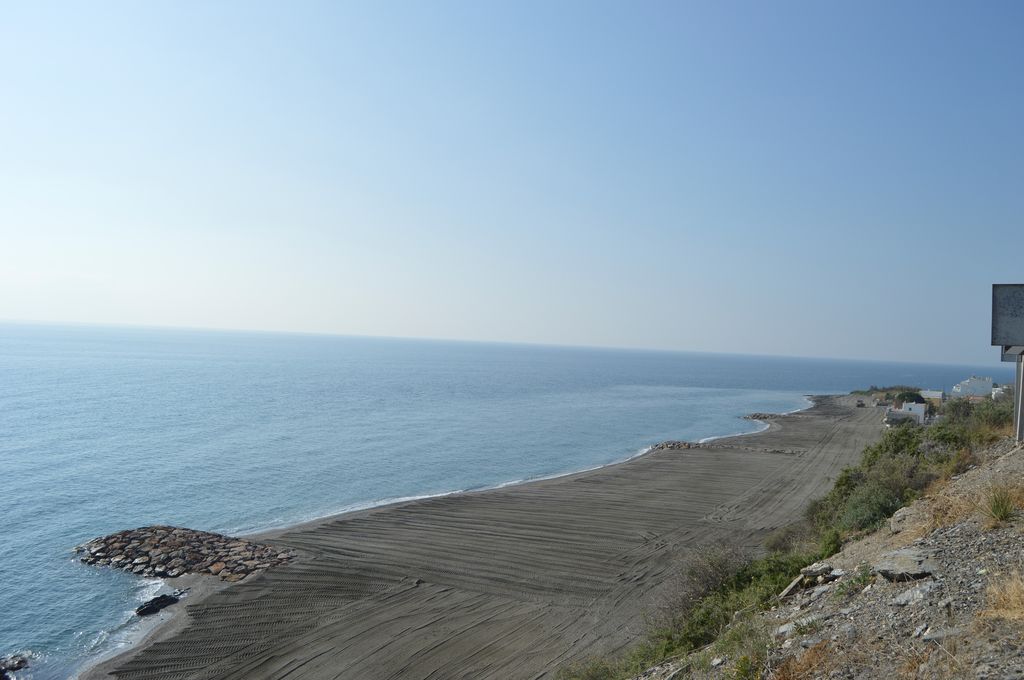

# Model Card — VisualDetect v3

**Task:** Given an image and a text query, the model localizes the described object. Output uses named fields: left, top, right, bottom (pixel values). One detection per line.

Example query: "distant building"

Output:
left=920, top=389, right=944, bottom=407
left=885, top=401, right=926, bottom=425
left=950, top=376, right=993, bottom=399
left=992, top=385, right=1011, bottom=400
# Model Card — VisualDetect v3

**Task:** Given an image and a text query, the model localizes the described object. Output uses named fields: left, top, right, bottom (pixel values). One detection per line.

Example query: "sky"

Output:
left=1, top=1, right=1022, bottom=365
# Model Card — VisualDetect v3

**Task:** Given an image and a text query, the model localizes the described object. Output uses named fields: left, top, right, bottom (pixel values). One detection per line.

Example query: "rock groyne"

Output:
left=76, top=526, right=294, bottom=582
left=651, top=440, right=700, bottom=451
left=743, top=412, right=782, bottom=421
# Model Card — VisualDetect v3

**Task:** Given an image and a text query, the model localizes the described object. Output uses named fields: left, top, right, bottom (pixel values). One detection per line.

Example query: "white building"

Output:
left=950, top=376, right=993, bottom=398
left=886, top=401, right=926, bottom=425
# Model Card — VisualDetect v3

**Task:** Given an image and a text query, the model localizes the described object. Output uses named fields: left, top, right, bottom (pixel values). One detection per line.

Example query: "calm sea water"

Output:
left=0, top=323, right=1012, bottom=678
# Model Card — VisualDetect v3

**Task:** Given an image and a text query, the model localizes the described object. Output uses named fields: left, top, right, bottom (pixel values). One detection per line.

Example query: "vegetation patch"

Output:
left=770, top=641, right=834, bottom=680
left=979, top=483, right=1022, bottom=528
left=556, top=549, right=819, bottom=680
left=926, top=488, right=973, bottom=531
left=981, top=571, right=1024, bottom=621
left=808, top=397, right=1014, bottom=536
left=557, top=394, right=1016, bottom=680
left=833, top=563, right=872, bottom=600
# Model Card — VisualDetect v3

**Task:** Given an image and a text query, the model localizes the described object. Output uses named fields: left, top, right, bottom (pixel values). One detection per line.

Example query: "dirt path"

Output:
left=87, top=395, right=882, bottom=680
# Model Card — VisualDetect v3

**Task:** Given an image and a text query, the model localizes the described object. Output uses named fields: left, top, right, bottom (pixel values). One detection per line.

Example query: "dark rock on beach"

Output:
left=76, top=526, right=294, bottom=582
left=136, top=594, right=180, bottom=616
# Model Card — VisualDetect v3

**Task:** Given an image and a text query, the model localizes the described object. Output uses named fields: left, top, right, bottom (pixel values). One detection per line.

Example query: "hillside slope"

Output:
left=634, top=437, right=1024, bottom=679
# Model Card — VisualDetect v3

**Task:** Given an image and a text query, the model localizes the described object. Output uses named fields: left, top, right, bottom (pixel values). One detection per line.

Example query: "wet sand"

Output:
left=84, top=395, right=881, bottom=680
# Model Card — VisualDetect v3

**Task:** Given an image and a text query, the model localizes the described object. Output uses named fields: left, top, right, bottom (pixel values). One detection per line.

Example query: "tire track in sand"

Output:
left=94, top=395, right=882, bottom=680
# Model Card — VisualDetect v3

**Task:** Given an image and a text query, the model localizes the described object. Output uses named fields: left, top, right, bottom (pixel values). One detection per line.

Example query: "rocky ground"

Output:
left=76, top=525, right=294, bottom=582
left=633, top=438, right=1024, bottom=679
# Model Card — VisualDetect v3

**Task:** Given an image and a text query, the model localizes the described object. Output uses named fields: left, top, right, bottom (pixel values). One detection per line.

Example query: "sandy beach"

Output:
left=83, top=394, right=882, bottom=680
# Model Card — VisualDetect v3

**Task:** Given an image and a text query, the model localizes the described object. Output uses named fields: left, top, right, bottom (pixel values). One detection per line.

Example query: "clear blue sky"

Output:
left=2, top=1, right=1021, bottom=365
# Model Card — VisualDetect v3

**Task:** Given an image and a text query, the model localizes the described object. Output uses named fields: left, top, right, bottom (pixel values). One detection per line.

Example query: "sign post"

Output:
left=1018, top=357, right=1024, bottom=442
left=991, top=284, right=1024, bottom=442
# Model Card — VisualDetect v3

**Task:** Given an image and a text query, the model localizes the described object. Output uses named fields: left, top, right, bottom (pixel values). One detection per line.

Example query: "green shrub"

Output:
left=941, top=398, right=975, bottom=424
left=764, top=521, right=817, bottom=554
left=932, top=398, right=1013, bottom=446
left=926, top=421, right=974, bottom=450
left=681, top=545, right=750, bottom=600
left=972, top=398, right=1014, bottom=429
left=731, top=655, right=759, bottom=680
left=812, top=443, right=937, bottom=534
left=895, top=390, right=926, bottom=404
left=805, top=468, right=864, bottom=530
left=836, top=481, right=904, bottom=530
left=818, top=528, right=842, bottom=557
left=861, top=424, right=922, bottom=466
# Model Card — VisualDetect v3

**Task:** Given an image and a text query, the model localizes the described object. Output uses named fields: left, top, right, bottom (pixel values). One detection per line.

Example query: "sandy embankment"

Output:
left=83, top=394, right=882, bottom=680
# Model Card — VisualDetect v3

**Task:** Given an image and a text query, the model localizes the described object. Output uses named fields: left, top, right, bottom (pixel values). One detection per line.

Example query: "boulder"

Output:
left=873, top=548, right=937, bottom=582
left=135, top=594, right=179, bottom=616
left=889, top=506, right=914, bottom=534
left=892, top=580, right=941, bottom=606
left=800, top=561, right=833, bottom=578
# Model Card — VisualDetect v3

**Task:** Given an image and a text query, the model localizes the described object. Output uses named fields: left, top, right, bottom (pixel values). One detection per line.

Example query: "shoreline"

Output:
left=80, top=393, right=853, bottom=680
left=252, top=397, right=820, bottom=543
left=251, top=394, right=819, bottom=538
left=73, top=410, right=779, bottom=678
left=239, top=394, right=820, bottom=539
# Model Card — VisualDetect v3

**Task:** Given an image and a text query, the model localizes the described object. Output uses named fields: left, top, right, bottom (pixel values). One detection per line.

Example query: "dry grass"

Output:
left=969, top=425, right=1009, bottom=446
left=926, top=491, right=974, bottom=531
left=936, top=448, right=979, bottom=479
left=897, top=644, right=933, bottom=679
left=978, top=483, right=1024, bottom=529
left=981, top=571, right=1024, bottom=621
left=920, top=476, right=1024, bottom=532
left=769, top=641, right=833, bottom=680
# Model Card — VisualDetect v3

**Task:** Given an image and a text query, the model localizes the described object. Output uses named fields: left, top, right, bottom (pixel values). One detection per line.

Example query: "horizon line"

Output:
left=0, top=316, right=1011, bottom=371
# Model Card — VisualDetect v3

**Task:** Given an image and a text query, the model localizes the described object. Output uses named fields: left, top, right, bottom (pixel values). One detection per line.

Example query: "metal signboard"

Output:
left=992, top=284, right=1024, bottom=441
left=992, top=284, right=1024, bottom=346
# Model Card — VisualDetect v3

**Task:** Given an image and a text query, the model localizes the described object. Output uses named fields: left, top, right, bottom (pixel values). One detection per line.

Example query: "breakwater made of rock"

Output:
left=75, top=526, right=294, bottom=582
left=650, top=440, right=701, bottom=451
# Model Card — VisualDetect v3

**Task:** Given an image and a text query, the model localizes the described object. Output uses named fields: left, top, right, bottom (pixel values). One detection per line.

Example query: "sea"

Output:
left=0, top=322, right=1013, bottom=679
